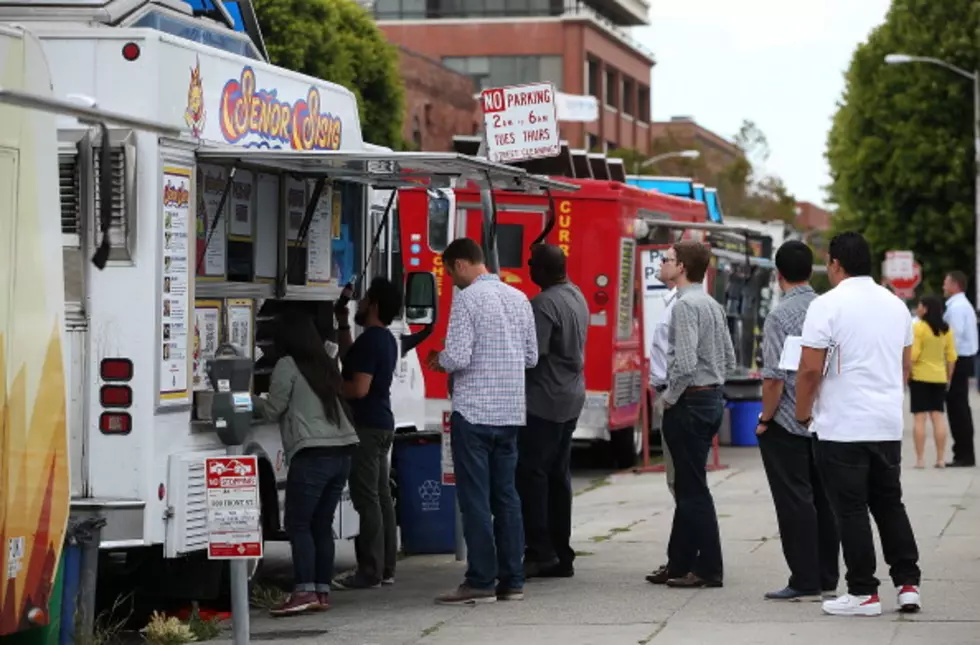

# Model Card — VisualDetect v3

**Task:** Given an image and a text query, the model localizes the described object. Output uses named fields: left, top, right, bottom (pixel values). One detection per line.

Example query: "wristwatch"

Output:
left=757, top=414, right=772, bottom=427
left=796, top=416, right=813, bottom=427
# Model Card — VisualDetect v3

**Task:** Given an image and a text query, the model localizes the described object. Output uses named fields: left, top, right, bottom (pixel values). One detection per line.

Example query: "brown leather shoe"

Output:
left=666, top=573, right=723, bottom=588
left=646, top=565, right=675, bottom=585
left=269, top=591, right=319, bottom=617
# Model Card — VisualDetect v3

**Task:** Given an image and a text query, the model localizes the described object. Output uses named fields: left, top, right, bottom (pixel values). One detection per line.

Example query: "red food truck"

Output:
left=396, top=145, right=709, bottom=466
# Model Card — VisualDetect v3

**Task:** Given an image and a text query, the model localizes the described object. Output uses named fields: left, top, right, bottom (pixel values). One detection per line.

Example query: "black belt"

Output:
left=654, top=384, right=667, bottom=394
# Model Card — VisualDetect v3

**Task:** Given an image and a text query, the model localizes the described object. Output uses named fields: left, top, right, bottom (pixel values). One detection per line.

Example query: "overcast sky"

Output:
left=635, top=0, right=892, bottom=207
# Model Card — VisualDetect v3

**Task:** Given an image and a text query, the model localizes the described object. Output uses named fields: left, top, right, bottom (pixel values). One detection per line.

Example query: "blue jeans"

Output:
left=284, top=448, right=352, bottom=593
left=662, top=388, right=724, bottom=580
left=451, top=411, right=525, bottom=590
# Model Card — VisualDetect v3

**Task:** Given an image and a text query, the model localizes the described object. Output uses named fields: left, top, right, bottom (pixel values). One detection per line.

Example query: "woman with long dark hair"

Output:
left=909, top=295, right=957, bottom=468
left=255, top=309, right=358, bottom=616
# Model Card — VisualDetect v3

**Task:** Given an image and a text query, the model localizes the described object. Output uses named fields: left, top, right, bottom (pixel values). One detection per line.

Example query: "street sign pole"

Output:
left=226, top=446, right=250, bottom=645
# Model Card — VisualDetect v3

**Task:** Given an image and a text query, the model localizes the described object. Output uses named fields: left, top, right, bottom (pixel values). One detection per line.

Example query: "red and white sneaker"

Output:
left=897, top=585, right=921, bottom=613
left=821, top=593, right=882, bottom=616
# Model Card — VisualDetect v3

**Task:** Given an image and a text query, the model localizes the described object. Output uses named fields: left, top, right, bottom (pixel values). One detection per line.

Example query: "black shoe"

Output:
left=665, top=573, right=723, bottom=588
left=537, top=562, right=574, bottom=578
left=646, top=565, right=674, bottom=585
left=946, top=460, right=976, bottom=468
left=524, top=558, right=560, bottom=579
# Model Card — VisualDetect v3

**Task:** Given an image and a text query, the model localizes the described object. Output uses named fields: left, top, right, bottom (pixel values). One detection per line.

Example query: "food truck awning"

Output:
left=195, top=149, right=580, bottom=193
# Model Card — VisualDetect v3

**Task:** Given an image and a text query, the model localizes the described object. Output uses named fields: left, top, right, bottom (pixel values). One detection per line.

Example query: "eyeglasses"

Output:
left=661, top=257, right=677, bottom=265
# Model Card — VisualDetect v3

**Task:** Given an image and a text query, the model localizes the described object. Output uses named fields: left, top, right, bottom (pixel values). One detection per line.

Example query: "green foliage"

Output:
left=826, top=0, right=980, bottom=294
left=254, top=0, right=406, bottom=149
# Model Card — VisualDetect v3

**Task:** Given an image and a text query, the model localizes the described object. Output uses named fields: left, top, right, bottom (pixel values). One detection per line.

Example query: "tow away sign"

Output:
left=481, top=82, right=560, bottom=163
left=205, top=456, right=263, bottom=560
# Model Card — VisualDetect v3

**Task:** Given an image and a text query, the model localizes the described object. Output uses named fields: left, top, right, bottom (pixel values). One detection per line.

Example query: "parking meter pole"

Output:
left=226, top=443, right=251, bottom=645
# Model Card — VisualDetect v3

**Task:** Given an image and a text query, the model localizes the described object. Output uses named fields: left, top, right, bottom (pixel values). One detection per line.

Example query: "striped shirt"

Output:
left=439, top=273, right=538, bottom=426
left=665, top=284, right=736, bottom=405
left=760, top=285, right=816, bottom=436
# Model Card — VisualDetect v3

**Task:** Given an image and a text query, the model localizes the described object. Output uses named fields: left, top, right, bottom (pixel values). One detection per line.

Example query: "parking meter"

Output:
left=206, top=343, right=253, bottom=446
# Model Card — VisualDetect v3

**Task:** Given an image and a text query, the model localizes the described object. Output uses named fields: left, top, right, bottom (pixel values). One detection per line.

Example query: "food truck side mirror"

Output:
left=206, top=344, right=254, bottom=446
left=404, top=271, right=437, bottom=326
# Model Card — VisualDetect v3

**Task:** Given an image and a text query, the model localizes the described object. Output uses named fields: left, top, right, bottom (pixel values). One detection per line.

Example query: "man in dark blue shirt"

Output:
left=333, top=277, right=401, bottom=590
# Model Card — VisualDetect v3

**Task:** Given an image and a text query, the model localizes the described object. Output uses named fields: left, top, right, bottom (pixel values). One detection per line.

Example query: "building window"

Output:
left=622, top=77, right=635, bottom=117
left=375, top=0, right=558, bottom=19
left=587, top=134, right=600, bottom=152
left=604, top=68, right=617, bottom=109
left=443, top=55, right=563, bottom=90
left=587, top=58, right=600, bottom=98
left=637, top=86, right=650, bottom=123
left=605, top=141, right=618, bottom=153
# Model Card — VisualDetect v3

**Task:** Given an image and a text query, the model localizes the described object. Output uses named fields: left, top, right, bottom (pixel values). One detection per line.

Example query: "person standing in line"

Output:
left=755, top=241, right=840, bottom=602
left=656, top=240, right=735, bottom=589
left=255, top=310, right=359, bottom=616
left=332, top=277, right=402, bottom=590
left=518, top=244, right=589, bottom=580
left=796, top=232, right=921, bottom=617
left=644, top=265, right=680, bottom=586
left=909, top=295, right=957, bottom=469
left=425, top=238, right=538, bottom=605
left=942, top=271, right=977, bottom=467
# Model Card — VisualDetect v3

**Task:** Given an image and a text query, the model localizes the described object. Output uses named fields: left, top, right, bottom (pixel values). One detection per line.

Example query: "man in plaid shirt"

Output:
left=426, top=238, right=538, bottom=605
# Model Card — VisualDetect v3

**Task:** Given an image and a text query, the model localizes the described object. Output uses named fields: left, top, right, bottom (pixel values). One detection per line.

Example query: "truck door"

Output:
left=462, top=203, right=546, bottom=290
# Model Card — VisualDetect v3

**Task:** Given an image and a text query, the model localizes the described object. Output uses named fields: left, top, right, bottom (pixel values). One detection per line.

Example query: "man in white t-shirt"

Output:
left=795, top=232, right=921, bottom=617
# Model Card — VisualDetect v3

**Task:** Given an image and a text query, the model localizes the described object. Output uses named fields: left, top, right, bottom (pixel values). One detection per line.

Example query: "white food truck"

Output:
left=1, top=2, right=574, bottom=601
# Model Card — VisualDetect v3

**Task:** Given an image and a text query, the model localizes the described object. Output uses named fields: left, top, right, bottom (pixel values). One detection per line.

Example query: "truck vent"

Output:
left=613, top=370, right=642, bottom=408
left=181, top=460, right=210, bottom=553
left=60, top=153, right=81, bottom=244
left=93, top=146, right=129, bottom=250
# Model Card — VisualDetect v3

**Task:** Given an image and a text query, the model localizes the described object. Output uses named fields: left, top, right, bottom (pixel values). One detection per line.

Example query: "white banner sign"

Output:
left=555, top=92, right=599, bottom=123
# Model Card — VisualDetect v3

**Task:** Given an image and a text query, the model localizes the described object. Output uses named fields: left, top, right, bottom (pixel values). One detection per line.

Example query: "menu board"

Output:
left=254, top=173, right=279, bottom=281
left=286, top=178, right=306, bottom=243
left=227, top=299, right=254, bottom=360
left=230, top=170, right=254, bottom=240
left=307, top=184, right=333, bottom=286
left=161, top=166, right=192, bottom=403
left=193, top=300, right=222, bottom=391
left=197, top=164, right=228, bottom=278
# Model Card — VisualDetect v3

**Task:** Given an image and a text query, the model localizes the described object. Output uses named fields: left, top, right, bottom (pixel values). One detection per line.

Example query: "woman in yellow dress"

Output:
left=909, top=295, right=957, bottom=468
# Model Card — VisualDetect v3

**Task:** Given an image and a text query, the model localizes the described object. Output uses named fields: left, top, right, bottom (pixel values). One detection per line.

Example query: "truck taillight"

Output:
left=594, top=291, right=609, bottom=306
left=101, top=358, right=133, bottom=382
left=100, top=385, right=132, bottom=408
left=100, top=412, right=132, bottom=435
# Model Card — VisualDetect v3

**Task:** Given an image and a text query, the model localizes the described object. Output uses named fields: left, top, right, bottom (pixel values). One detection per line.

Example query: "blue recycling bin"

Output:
left=727, top=399, right=763, bottom=447
left=394, top=433, right=457, bottom=555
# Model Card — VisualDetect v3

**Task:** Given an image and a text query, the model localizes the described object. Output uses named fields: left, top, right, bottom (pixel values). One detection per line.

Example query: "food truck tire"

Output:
left=610, top=424, right=641, bottom=469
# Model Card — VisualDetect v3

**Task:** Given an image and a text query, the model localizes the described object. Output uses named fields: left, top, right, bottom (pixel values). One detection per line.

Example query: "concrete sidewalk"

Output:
left=224, top=396, right=980, bottom=645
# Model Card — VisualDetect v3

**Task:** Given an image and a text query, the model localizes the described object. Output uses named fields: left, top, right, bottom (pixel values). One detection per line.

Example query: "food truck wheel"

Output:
left=610, top=424, right=641, bottom=469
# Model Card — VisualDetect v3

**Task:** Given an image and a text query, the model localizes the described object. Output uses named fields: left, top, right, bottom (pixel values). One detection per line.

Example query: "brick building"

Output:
left=398, top=47, right=480, bottom=151
left=649, top=116, right=741, bottom=176
left=372, top=0, right=656, bottom=154
left=794, top=201, right=833, bottom=247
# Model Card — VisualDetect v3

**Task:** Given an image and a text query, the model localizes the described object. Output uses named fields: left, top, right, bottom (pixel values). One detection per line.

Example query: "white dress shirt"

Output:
left=649, top=288, right=677, bottom=387
left=944, top=292, right=978, bottom=358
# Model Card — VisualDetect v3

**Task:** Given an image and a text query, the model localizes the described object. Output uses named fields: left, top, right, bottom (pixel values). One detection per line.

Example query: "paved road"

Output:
left=229, top=395, right=980, bottom=645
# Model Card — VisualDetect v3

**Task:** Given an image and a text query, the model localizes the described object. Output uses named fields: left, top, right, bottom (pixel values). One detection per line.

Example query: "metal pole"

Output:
left=476, top=138, right=501, bottom=274
left=226, top=444, right=250, bottom=645
left=76, top=521, right=103, bottom=643
left=973, top=72, right=980, bottom=307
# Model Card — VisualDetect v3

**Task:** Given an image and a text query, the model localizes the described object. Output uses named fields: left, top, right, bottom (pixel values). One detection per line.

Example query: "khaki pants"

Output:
left=651, top=392, right=676, bottom=499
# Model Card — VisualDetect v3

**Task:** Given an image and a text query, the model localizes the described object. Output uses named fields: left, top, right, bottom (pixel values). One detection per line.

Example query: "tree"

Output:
left=826, top=0, right=980, bottom=294
left=254, top=0, right=406, bottom=149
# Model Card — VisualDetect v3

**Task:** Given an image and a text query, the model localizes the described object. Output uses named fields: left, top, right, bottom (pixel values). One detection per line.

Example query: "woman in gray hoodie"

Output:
left=255, top=310, right=359, bottom=616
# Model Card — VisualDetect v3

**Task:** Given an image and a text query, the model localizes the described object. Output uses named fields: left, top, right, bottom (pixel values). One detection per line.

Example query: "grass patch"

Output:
left=574, top=476, right=611, bottom=497
left=589, top=519, right=643, bottom=544
left=82, top=593, right=133, bottom=645
left=718, top=513, right=732, bottom=518
left=421, top=619, right=448, bottom=638
left=186, top=612, right=223, bottom=641
left=250, top=584, right=288, bottom=610
left=589, top=535, right=610, bottom=543
left=574, top=550, right=595, bottom=557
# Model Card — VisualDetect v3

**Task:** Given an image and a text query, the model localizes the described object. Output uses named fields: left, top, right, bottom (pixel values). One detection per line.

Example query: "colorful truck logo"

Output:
left=184, top=57, right=206, bottom=138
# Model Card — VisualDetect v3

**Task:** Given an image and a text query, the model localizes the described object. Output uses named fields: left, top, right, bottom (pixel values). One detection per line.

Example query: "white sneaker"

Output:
left=822, top=593, right=882, bottom=616
left=897, top=585, right=921, bottom=613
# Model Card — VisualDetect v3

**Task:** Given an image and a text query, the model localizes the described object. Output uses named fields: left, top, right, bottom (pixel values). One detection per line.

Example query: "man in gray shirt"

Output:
left=757, top=241, right=840, bottom=601
left=518, top=244, right=589, bottom=579
left=657, top=240, right=735, bottom=589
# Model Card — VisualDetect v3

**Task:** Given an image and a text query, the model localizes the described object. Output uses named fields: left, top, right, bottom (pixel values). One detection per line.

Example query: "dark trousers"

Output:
left=946, top=355, right=976, bottom=465
left=516, top=415, right=577, bottom=567
left=662, top=388, right=724, bottom=580
left=758, top=422, right=840, bottom=592
left=350, top=426, right=397, bottom=582
left=284, top=448, right=352, bottom=593
left=451, top=412, right=525, bottom=590
left=815, top=439, right=920, bottom=596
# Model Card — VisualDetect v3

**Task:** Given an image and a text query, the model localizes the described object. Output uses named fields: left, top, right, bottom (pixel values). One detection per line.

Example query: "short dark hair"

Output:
left=529, top=244, right=566, bottom=281
left=828, top=231, right=872, bottom=277
left=775, top=240, right=813, bottom=283
left=948, top=270, right=969, bottom=292
left=673, top=240, right=712, bottom=283
left=442, top=238, right=484, bottom=267
left=366, top=277, right=402, bottom=326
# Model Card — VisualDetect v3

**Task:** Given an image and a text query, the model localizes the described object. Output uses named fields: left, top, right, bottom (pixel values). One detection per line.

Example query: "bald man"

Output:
left=518, top=244, right=589, bottom=579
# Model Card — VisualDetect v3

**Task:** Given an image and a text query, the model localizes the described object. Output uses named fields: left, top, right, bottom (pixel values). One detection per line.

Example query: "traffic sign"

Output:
left=441, top=411, right=455, bottom=486
left=884, top=261, right=922, bottom=300
left=883, top=250, right=915, bottom=280
left=205, top=456, right=263, bottom=559
left=481, top=82, right=560, bottom=163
